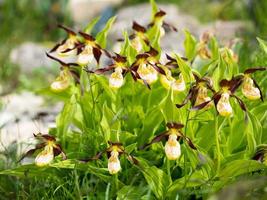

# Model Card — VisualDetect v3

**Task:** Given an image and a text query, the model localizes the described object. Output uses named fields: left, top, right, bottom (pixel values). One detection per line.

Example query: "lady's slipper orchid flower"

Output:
left=141, top=122, right=196, bottom=160
left=131, top=49, right=165, bottom=88
left=78, top=31, right=106, bottom=66
left=192, top=79, right=247, bottom=117
left=86, top=54, right=128, bottom=89
left=49, top=25, right=79, bottom=57
left=81, top=141, right=137, bottom=175
left=46, top=53, right=81, bottom=89
left=19, top=133, right=66, bottom=166
left=176, top=74, right=215, bottom=108
left=252, top=145, right=267, bottom=166
left=50, top=69, right=72, bottom=92
left=236, top=67, right=266, bottom=101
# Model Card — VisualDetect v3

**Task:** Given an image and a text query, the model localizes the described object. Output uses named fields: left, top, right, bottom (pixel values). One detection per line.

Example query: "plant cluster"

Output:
left=1, top=1, right=267, bottom=199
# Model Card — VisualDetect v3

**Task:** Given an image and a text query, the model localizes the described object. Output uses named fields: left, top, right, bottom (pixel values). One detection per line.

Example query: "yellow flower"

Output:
left=50, top=70, right=71, bottom=92
left=242, top=76, right=261, bottom=100
left=108, top=151, right=121, bottom=174
left=109, top=67, right=124, bottom=88
left=164, top=132, right=181, bottom=160
left=217, top=92, right=232, bottom=117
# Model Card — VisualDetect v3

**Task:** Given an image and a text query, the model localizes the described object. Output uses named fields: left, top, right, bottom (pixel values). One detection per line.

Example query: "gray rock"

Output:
left=110, top=3, right=201, bottom=39
left=0, top=92, right=63, bottom=152
left=10, top=42, right=54, bottom=73
left=110, top=3, right=251, bottom=55
left=68, top=0, right=123, bottom=25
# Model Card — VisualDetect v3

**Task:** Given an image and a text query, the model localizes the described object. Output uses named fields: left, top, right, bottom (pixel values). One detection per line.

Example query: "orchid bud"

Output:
left=56, top=37, right=77, bottom=57
left=160, top=70, right=185, bottom=92
left=50, top=70, right=71, bottom=92
left=77, top=46, right=94, bottom=66
left=197, top=42, right=211, bottom=59
left=131, top=36, right=143, bottom=52
left=217, top=92, right=232, bottom=117
left=109, top=68, right=124, bottom=88
left=108, top=151, right=121, bottom=174
left=165, top=133, right=181, bottom=160
left=35, top=145, right=54, bottom=167
left=242, top=76, right=261, bottom=100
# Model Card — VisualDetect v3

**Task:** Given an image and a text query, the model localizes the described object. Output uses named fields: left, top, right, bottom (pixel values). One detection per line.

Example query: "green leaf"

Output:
left=56, top=94, right=77, bottom=136
left=84, top=16, right=100, bottom=34
left=150, top=0, right=158, bottom=18
left=213, top=160, right=267, bottom=190
left=120, top=31, right=137, bottom=65
left=141, top=166, right=171, bottom=200
left=137, top=108, right=163, bottom=146
left=257, top=37, right=267, bottom=54
left=184, top=30, right=197, bottom=61
left=96, top=16, right=117, bottom=48
left=175, top=54, right=193, bottom=83
left=167, top=170, right=208, bottom=196
left=117, top=186, right=147, bottom=200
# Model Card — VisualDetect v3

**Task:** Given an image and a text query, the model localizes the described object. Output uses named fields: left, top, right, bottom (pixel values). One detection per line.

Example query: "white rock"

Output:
left=68, top=0, right=123, bottom=25
left=10, top=42, right=54, bottom=73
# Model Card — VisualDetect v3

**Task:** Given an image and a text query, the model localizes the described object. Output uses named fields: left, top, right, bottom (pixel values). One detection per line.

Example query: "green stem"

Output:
left=215, top=116, right=221, bottom=173
left=166, top=158, right=171, bottom=177
left=114, top=174, right=119, bottom=192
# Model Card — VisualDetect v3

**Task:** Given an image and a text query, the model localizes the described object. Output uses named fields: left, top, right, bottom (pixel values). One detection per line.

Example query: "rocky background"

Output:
left=0, top=0, right=259, bottom=153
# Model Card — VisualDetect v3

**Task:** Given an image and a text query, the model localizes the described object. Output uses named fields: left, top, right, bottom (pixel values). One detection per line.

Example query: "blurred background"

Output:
left=0, top=0, right=267, bottom=198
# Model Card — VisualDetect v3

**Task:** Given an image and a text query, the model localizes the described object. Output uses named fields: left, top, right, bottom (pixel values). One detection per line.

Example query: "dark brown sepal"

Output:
left=176, top=88, right=195, bottom=108
left=46, top=53, right=79, bottom=67
left=93, top=64, right=115, bottom=74
left=79, top=31, right=95, bottom=41
left=244, top=67, right=266, bottom=74
left=183, top=135, right=197, bottom=150
left=149, top=63, right=166, bottom=75
left=58, top=24, right=76, bottom=36
left=93, top=47, right=102, bottom=64
left=49, top=39, right=67, bottom=53
left=252, top=78, right=264, bottom=102
left=113, top=53, right=127, bottom=63
left=139, top=131, right=169, bottom=150
left=132, top=21, right=146, bottom=33
left=191, top=100, right=212, bottom=111
left=166, top=122, right=184, bottom=130
left=154, top=10, right=166, bottom=18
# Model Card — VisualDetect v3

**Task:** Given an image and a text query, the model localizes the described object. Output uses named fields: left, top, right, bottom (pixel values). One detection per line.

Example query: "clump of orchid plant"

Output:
left=19, top=133, right=66, bottom=167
